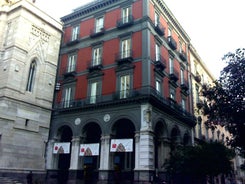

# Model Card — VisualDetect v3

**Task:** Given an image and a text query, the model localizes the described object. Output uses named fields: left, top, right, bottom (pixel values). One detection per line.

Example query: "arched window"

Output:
left=26, top=60, right=37, bottom=92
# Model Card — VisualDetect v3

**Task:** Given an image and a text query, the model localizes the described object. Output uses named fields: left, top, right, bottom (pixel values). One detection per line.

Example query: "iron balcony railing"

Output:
left=61, top=64, right=77, bottom=77
left=87, top=58, right=103, bottom=72
left=117, top=15, right=134, bottom=28
left=169, top=68, right=179, bottom=82
left=154, top=54, right=166, bottom=71
left=54, top=86, right=196, bottom=123
left=167, top=36, right=177, bottom=50
left=115, top=50, right=133, bottom=64
left=90, top=26, right=105, bottom=38
left=179, top=51, right=187, bottom=62
left=154, top=23, right=165, bottom=36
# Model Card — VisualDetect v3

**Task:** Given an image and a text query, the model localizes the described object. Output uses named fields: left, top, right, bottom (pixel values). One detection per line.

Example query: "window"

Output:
left=169, top=87, right=176, bottom=101
left=181, top=98, right=186, bottom=110
left=63, top=87, right=72, bottom=108
left=169, top=57, right=174, bottom=74
left=71, top=25, right=79, bottom=41
left=156, top=78, right=161, bottom=94
left=92, top=47, right=102, bottom=66
left=122, top=7, right=131, bottom=24
left=67, top=54, right=77, bottom=72
left=90, top=82, right=99, bottom=104
left=121, top=38, right=131, bottom=58
left=95, top=17, right=104, bottom=33
left=120, top=75, right=130, bottom=99
left=26, top=60, right=37, bottom=92
left=155, top=44, right=160, bottom=61
left=179, top=41, right=182, bottom=53
left=168, top=28, right=172, bottom=37
left=195, top=85, right=200, bottom=103
left=180, top=68, right=184, bottom=84
left=4, top=22, right=11, bottom=45
left=154, top=12, right=160, bottom=26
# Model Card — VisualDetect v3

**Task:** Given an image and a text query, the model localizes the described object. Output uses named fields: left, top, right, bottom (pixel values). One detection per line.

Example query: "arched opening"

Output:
left=111, top=118, right=135, bottom=182
left=170, top=126, right=180, bottom=152
left=82, top=122, right=102, bottom=183
left=26, top=60, right=37, bottom=92
left=183, top=132, right=190, bottom=146
left=57, top=125, right=73, bottom=184
left=154, top=121, right=169, bottom=183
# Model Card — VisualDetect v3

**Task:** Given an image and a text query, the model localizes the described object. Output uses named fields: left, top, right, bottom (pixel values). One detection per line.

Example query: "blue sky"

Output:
left=36, top=0, right=245, bottom=78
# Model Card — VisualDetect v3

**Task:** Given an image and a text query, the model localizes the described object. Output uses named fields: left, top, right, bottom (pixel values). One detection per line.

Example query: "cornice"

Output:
left=61, top=0, right=122, bottom=23
left=154, top=0, right=190, bottom=42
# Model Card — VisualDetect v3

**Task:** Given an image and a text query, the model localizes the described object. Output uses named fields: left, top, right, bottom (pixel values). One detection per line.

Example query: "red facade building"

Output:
left=46, top=0, right=196, bottom=183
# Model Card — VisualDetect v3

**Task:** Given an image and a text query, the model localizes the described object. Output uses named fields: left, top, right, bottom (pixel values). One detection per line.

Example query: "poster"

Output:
left=80, top=143, right=100, bottom=156
left=110, top=139, right=133, bottom=152
left=53, top=142, right=70, bottom=154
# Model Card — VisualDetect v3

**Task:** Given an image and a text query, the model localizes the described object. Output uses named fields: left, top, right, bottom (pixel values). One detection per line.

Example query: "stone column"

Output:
left=46, top=138, right=57, bottom=170
left=134, top=104, right=155, bottom=183
left=134, top=131, right=140, bottom=170
left=69, top=136, right=81, bottom=170
left=68, top=136, right=82, bottom=184
left=98, top=135, right=111, bottom=182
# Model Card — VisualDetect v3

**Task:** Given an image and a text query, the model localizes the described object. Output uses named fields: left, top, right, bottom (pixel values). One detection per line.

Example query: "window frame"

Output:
left=92, top=46, right=102, bottom=66
left=71, top=25, right=80, bottom=41
left=62, top=85, right=75, bottom=108
left=120, top=37, right=131, bottom=59
left=26, top=60, right=37, bottom=92
left=95, top=16, right=104, bottom=33
left=88, top=78, right=102, bottom=104
left=67, top=53, right=77, bottom=73
left=122, top=6, right=132, bottom=24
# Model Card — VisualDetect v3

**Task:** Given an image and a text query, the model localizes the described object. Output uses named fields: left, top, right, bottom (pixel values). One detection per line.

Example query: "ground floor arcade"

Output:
left=46, top=104, right=194, bottom=183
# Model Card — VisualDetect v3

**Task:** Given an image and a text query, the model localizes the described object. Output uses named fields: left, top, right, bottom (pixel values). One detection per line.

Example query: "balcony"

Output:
left=117, top=15, right=134, bottom=29
left=179, top=51, right=187, bottom=62
left=87, top=59, right=103, bottom=72
left=154, top=54, right=166, bottom=71
left=169, top=69, right=179, bottom=82
left=66, top=35, right=79, bottom=46
left=115, top=50, right=133, bottom=65
left=54, top=86, right=196, bottom=126
left=181, top=81, right=189, bottom=95
left=167, top=36, right=177, bottom=50
left=154, top=23, right=165, bottom=36
left=62, top=65, right=77, bottom=78
left=196, top=100, right=204, bottom=109
left=181, top=81, right=189, bottom=91
left=194, top=72, right=201, bottom=83
left=90, top=27, right=105, bottom=38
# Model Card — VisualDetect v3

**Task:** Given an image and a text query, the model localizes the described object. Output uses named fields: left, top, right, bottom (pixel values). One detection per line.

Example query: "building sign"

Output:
left=80, top=143, right=100, bottom=156
left=110, top=139, right=133, bottom=152
left=53, top=142, right=70, bottom=154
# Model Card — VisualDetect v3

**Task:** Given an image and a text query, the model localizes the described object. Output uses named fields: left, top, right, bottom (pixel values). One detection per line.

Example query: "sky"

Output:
left=35, top=0, right=245, bottom=78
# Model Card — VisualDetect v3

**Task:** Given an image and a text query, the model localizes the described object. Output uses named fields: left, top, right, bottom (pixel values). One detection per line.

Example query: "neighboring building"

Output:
left=0, top=0, right=62, bottom=181
left=46, top=0, right=196, bottom=183
left=189, top=44, right=245, bottom=184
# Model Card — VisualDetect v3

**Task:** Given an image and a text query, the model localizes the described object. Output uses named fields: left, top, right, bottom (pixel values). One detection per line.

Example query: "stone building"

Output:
left=0, top=0, right=62, bottom=180
left=189, top=44, right=245, bottom=184
left=46, top=0, right=196, bottom=183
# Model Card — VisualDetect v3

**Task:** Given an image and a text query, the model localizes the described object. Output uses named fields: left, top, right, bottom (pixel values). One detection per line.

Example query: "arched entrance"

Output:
left=82, top=122, right=102, bottom=183
left=57, top=125, right=73, bottom=184
left=111, top=118, right=135, bottom=183
left=154, top=121, right=169, bottom=183
left=170, top=126, right=181, bottom=152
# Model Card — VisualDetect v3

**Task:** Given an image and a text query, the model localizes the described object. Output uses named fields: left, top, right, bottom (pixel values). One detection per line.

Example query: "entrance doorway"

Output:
left=111, top=119, right=135, bottom=183
left=57, top=126, right=72, bottom=184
